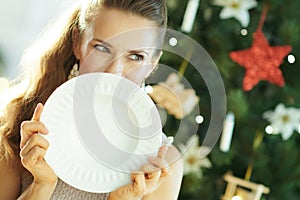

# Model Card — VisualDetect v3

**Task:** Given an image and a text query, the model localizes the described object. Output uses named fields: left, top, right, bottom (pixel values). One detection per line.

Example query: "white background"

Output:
left=0, top=0, right=77, bottom=79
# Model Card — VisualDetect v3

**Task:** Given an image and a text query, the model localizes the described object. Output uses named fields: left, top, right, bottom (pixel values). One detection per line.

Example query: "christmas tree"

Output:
left=154, top=0, right=300, bottom=199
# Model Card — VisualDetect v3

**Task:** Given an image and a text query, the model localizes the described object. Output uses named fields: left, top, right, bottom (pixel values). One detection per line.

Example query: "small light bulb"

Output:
left=195, top=115, right=204, bottom=124
left=169, top=37, right=178, bottom=47
left=265, top=125, right=273, bottom=134
left=240, top=29, right=248, bottom=36
left=298, top=125, right=300, bottom=134
left=144, top=85, right=153, bottom=94
left=287, top=54, right=296, bottom=64
left=232, top=196, right=242, bottom=200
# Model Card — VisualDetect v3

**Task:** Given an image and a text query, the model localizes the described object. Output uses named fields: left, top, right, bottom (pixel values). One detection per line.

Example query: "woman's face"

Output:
left=73, top=8, right=162, bottom=85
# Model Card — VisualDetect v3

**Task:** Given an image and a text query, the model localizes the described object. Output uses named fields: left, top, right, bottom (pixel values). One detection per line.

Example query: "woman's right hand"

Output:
left=108, top=145, right=171, bottom=200
left=20, top=103, right=57, bottom=186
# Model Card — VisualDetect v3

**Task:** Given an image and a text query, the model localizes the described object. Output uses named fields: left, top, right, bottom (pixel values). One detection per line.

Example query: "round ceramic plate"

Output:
left=40, top=73, right=162, bottom=193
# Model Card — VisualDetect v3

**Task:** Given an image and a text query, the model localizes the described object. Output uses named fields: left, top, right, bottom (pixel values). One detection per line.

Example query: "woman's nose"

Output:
left=104, top=57, right=124, bottom=75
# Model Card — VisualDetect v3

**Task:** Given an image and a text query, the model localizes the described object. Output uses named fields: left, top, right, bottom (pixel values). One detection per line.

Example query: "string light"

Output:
left=240, top=29, right=248, bottom=36
left=169, top=37, right=178, bottom=47
left=287, top=54, right=296, bottom=64
left=232, top=196, right=242, bottom=200
left=195, top=115, right=204, bottom=124
left=265, top=125, right=273, bottom=134
left=144, top=85, right=153, bottom=94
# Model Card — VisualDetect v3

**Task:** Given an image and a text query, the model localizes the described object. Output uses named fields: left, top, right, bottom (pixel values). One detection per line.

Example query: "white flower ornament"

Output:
left=178, top=135, right=212, bottom=177
left=213, top=0, right=257, bottom=27
left=263, top=103, right=300, bottom=140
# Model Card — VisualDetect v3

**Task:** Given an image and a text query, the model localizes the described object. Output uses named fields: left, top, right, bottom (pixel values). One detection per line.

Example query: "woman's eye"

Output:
left=95, top=44, right=110, bottom=53
left=128, top=54, right=144, bottom=62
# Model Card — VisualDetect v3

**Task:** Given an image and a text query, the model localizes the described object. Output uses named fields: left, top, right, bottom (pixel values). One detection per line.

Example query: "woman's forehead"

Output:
left=86, top=9, right=160, bottom=50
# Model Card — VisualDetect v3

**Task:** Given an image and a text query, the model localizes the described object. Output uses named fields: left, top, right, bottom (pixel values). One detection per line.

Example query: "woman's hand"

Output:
left=108, top=145, right=171, bottom=200
left=20, top=103, right=57, bottom=186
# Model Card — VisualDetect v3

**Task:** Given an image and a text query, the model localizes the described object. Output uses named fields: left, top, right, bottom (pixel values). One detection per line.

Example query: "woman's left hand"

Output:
left=108, top=145, right=171, bottom=200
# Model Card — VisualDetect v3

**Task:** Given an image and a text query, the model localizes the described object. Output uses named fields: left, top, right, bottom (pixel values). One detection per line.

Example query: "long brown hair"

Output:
left=0, top=0, right=167, bottom=166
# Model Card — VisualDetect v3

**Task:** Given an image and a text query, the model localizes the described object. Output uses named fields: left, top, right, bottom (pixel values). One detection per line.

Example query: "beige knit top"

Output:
left=21, top=170, right=109, bottom=200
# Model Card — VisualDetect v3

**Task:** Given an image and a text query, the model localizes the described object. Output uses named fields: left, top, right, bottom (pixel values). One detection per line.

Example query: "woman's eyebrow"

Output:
left=128, top=49, right=150, bottom=55
left=92, top=38, right=113, bottom=48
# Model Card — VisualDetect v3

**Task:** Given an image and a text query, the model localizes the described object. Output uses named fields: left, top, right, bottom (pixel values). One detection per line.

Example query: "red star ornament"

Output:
left=230, top=29, right=292, bottom=91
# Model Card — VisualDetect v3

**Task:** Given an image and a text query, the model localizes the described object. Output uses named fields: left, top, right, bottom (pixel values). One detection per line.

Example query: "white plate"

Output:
left=40, top=73, right=163, bottom=193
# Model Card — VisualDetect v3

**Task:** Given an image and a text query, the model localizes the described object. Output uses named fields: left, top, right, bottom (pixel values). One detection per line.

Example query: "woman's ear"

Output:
left=72, top=27, right=81, bottom=59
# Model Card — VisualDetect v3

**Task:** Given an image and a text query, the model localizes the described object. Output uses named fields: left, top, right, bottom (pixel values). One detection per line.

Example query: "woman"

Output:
left=0, top=0, right=183, bottom=199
